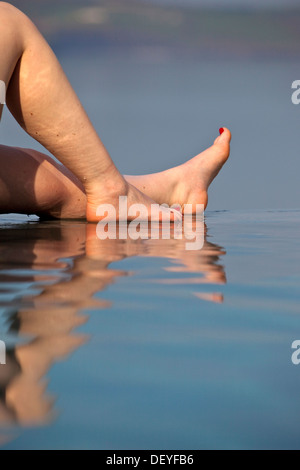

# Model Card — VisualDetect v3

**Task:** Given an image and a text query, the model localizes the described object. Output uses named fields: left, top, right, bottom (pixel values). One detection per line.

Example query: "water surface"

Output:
left=0, top=210, right=300, bottom=450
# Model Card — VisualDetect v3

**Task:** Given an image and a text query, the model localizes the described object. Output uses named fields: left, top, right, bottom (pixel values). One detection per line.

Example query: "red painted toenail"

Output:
left=219, top=128, right=225, bottom=135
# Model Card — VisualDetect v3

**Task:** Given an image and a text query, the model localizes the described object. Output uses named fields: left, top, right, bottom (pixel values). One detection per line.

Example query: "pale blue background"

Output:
left=147, top=0, right=300, bottom=7
left=1, top=0, right=299, bottom=211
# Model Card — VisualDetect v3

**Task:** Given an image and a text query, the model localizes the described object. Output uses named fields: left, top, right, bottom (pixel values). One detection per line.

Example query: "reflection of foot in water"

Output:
left=85, top=223, right=227, bottom=301
left=0, top=220, right=226, bottom=441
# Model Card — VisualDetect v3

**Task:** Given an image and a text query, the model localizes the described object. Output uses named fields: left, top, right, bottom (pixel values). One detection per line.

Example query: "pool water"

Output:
left=0, top=210, right=300, bottom=450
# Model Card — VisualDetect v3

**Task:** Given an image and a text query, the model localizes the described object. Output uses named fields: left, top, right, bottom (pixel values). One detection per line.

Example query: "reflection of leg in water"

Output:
left=4, top=337, right=86, bottom=426
left=0, top=350, right=21, bottom=425
left=0, top=223, right=133, bottom=432
left=0, top=219, right=227, bottom=437
left=85, top=224, right=227, bottom=303
left=0, top=224, right=89, bottom=431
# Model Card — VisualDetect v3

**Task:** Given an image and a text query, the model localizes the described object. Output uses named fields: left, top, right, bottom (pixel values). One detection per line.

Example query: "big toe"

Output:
left=214, top=127, right=231, bottom=152
left=206, top=127, right=231, bottom=167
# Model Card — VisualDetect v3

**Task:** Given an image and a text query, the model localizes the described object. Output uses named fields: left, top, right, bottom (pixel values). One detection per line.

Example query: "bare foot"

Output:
left=24, top=129, right=230, bottom=220
left=86, top=177, right=182, bottom=223
left=126, top=128, right=231, bottom=212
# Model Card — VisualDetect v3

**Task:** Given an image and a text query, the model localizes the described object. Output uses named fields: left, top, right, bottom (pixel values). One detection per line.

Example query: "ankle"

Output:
left=85, top=166, right=128, bottom=199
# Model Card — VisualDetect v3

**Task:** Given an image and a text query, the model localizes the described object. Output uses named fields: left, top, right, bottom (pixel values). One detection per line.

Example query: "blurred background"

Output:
left=1, top=0, right=300, bottom=210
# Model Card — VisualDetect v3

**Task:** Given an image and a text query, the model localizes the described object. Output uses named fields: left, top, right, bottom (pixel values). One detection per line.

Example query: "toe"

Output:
left=214, top=127, right=232, bottom=146
left=212, top=127, right=231, bottom=163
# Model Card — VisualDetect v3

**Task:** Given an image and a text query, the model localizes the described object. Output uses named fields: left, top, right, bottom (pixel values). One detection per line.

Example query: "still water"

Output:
left=0, top=210, right=300, bottom=450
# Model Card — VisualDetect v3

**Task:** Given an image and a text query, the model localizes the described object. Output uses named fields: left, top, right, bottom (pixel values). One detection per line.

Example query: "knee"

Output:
left=0, top=2, right=32, bottom=31
left=0, top=2, right=20, bottom=17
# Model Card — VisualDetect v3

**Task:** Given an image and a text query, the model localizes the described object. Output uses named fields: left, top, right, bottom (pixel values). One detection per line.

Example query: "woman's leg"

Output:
left=0, top=145, right=86, bottom=219
left=0, top=2, right=176, bottom=222
left=0, top=3, right=231, bottom=219
left=0, top=127, right=231, bottom=219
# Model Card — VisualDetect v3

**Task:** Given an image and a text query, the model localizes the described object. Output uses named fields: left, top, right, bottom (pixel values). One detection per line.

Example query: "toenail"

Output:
left=219, top=128, right=225, bottom=135
left=172, top=204, right=182, bottom=213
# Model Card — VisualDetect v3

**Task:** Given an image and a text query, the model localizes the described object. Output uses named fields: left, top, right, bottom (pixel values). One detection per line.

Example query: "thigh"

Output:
left=0, top=145, right=57, bottom=214
left=0, top=145, right=85, bottom=218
